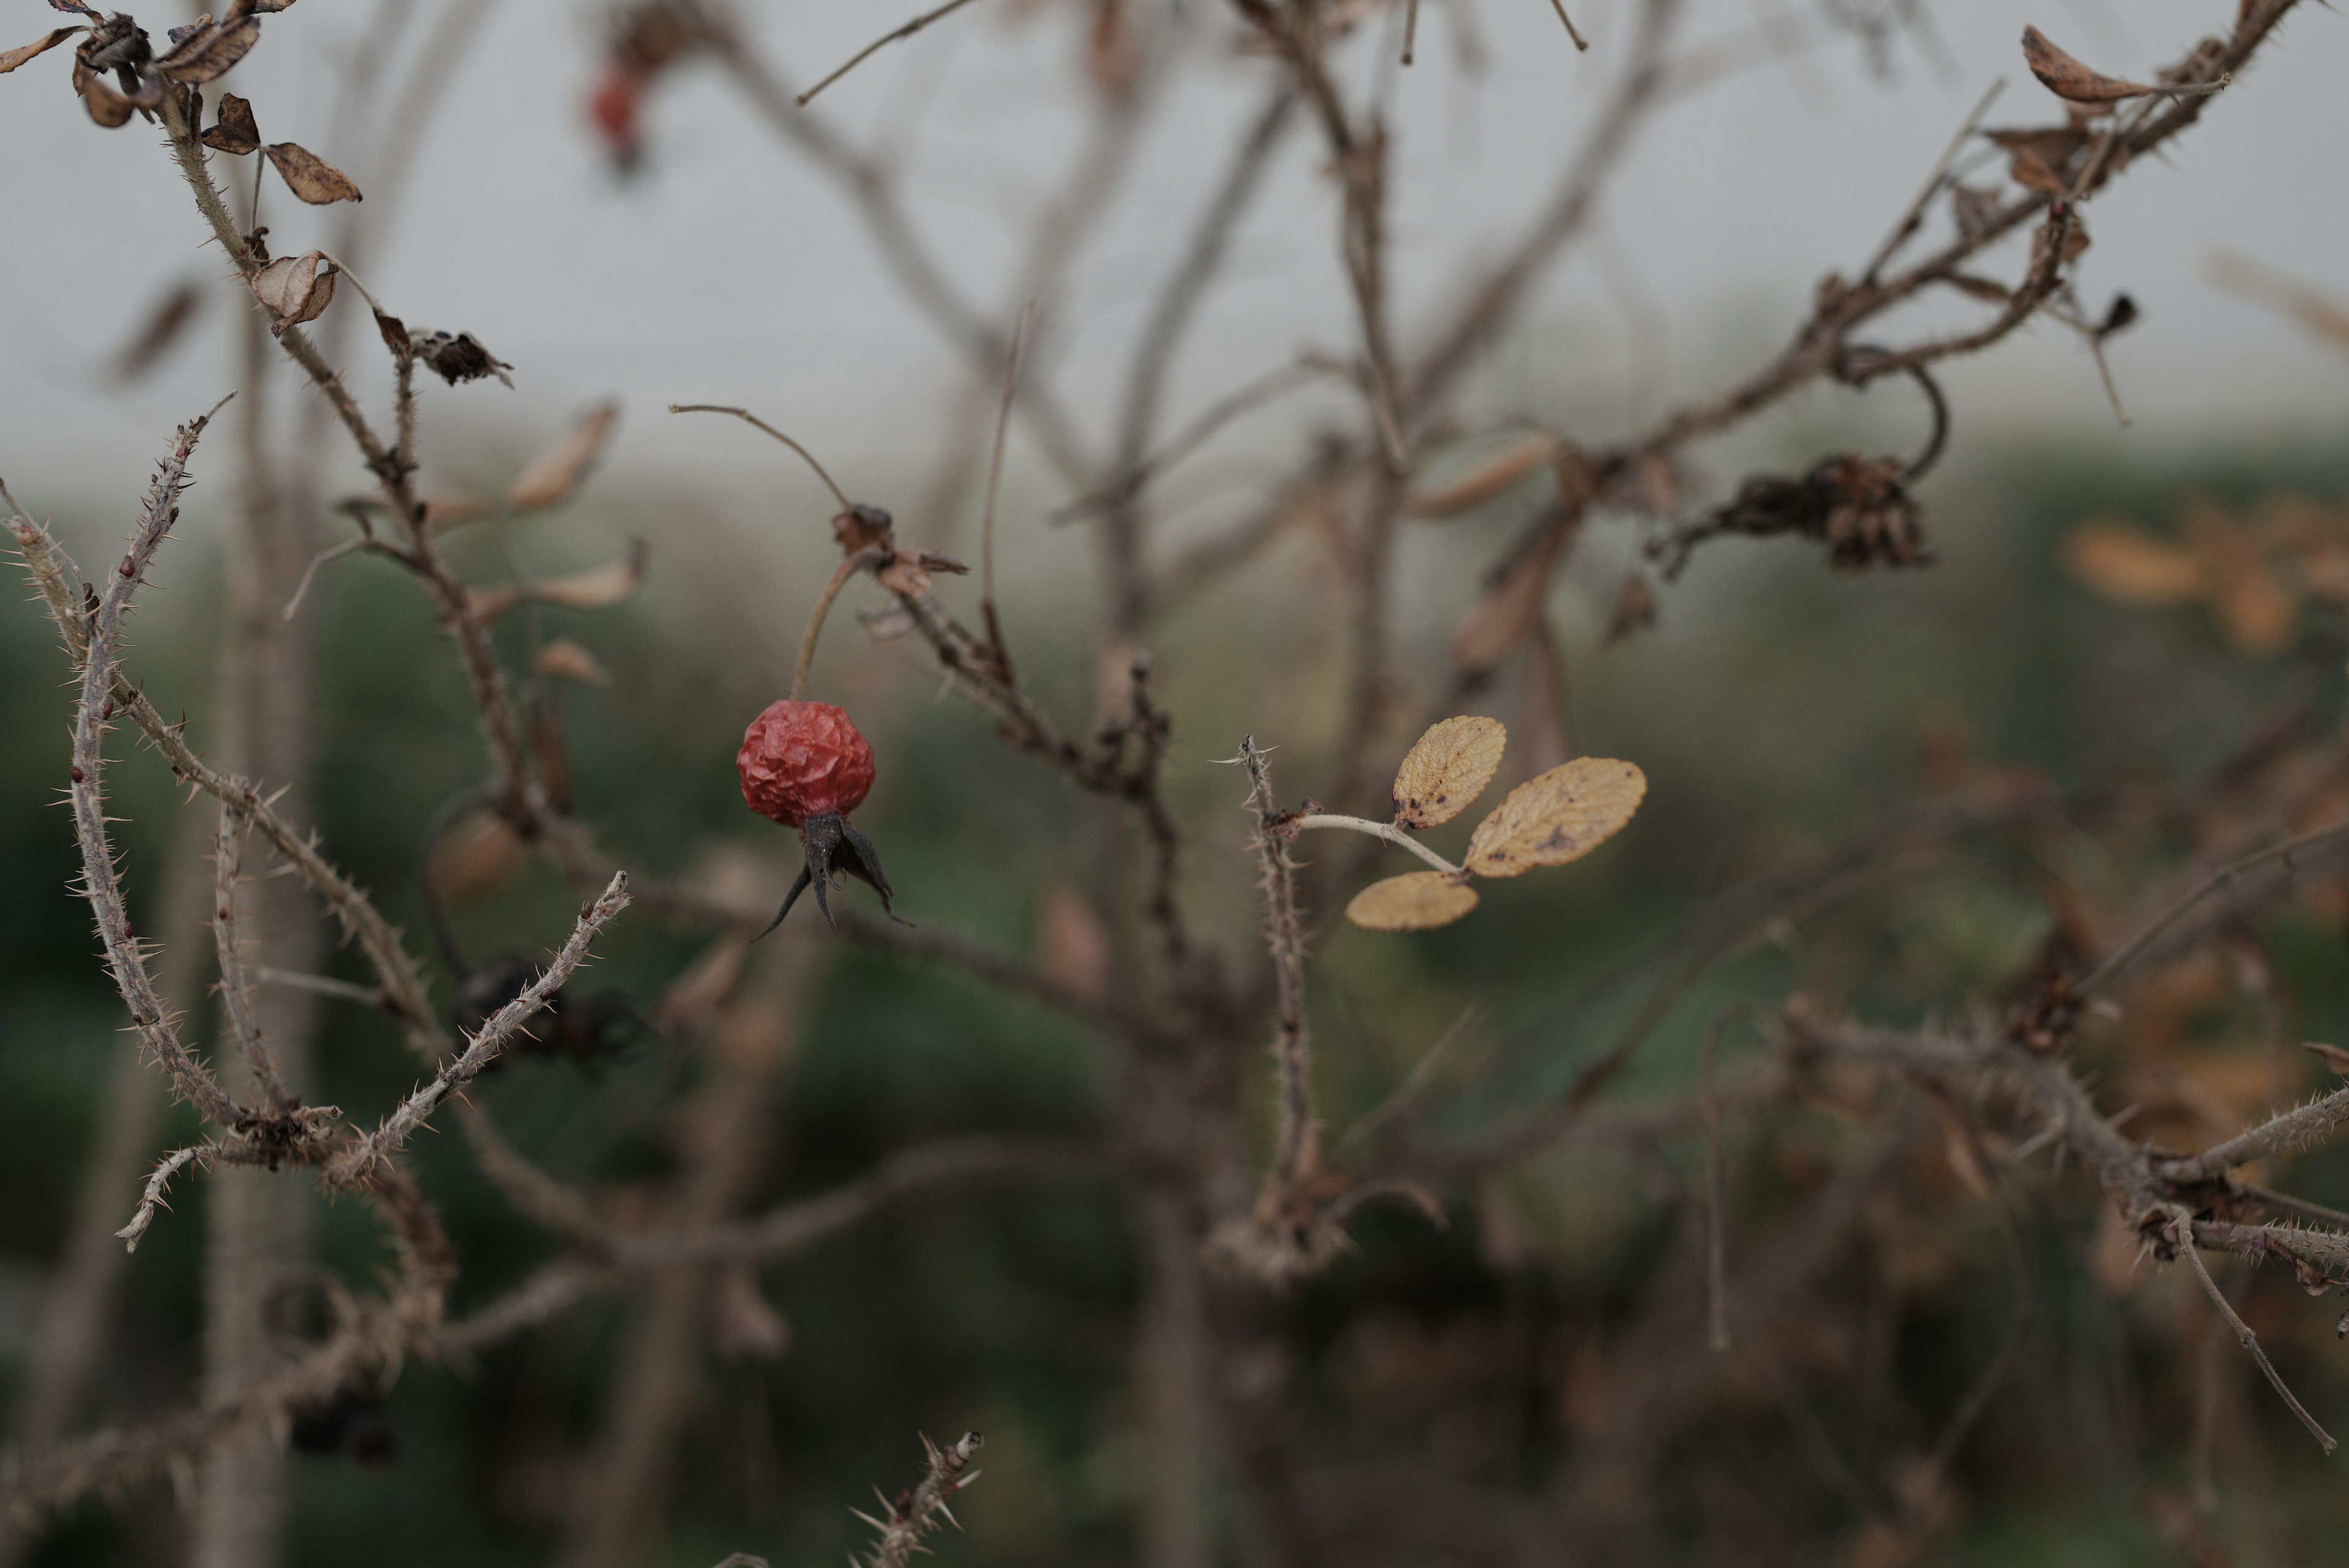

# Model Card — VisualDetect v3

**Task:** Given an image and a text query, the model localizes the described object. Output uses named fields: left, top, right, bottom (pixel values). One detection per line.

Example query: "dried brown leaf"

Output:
left=1945, top=273, right=2013, bottom=305
left=831, top=503, right=896, bottom=554
left=2063, top=522, right=2204, bottom=604
left=467, top=584, right=521, bottom=624
left=1407, top=435, right=1556, bottom=519
left=1985, top=125, right=2090, bottom=162
left=111, top=278, right=203, bottom=382
left=878, top=553, right=932, bottom=598
left=429, top=809, right=527, bottom=902
left=1036, top=881, right=1113, bottom=1005
left=200, top=91, right=258, bottom=153
left=423, top=496, right=488, bottom=532
left=155, top=13, right=259, bottom=82
left=533, top=636, right=611, bottom=686
left=507, top=403, right=617, bottom=512
left=0, top=26, right=79, bottom=73
left=1451, top=524, right=1568, bottom=674
left=2021, top=25, right=2153, bottom=105
left=1633, top=451, right=1679, bottom=520
left=1085, top=0, right=1139, bottom=102
left=250, top=250, right=336, bottom=329
left=533, top=543, right=646, bottom=611
left=711, top=1266, right=790, bottom=1361
left=76, top=69, right=135, bottom=127
left=2306, top=1041, right=2349, bottom=1078
left=1392, top=716, right=1507, bottom=828
left=1949, top=183, right=2003, bottom=245
left=1346, top=872, right=1479, bottom=932
left=264, top=141, right=362, bottom=204
left=1606, top=573, right=1656, bottom=644
left=468, top=543, right=645, bottom=625
left=1464, top=757, right=1646, bottom=879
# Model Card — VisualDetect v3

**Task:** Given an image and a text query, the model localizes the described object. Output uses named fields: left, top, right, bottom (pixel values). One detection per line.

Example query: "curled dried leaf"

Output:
left=75, top=66, right=137, bottom=127
left=200, top=90, right=258, bottom=152
left=2021, top=25, right=2153, bottom=105
left=508, top=403, right=618, bottom=512
left=1407, top=435, right=1556, bottom=519
left=534, top=636, right=612, bottom=686
left=1346, top=872, right=1479, bottom=932
left=250, top=250, right=336, bottom=329
left=264, top=140, right=362, bottom=204
left=2063, top=522, right=2203, bottom=604
left=0, top=26, right=80, bottom=73
left=1392, top=716, right=1507, bottom=828
left=1465, top=757, right=1646, bottom=879
left=155, top=12, right=258, bottom=81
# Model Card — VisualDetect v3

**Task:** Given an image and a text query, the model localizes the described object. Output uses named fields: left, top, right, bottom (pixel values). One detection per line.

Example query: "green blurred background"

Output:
left=9, top=404, right=2349, bottom=1564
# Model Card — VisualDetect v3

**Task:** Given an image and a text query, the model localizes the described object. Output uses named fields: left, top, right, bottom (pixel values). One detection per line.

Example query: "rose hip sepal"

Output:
left=737, top=698, right=896, bottom=935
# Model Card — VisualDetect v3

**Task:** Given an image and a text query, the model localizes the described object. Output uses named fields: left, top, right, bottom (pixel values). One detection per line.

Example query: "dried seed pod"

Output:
left=413, top=330, right=513, bottom=387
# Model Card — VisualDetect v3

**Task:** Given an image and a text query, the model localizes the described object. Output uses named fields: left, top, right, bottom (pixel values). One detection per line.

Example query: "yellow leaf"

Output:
left=1392, top=716, right=1507, bottom=828
left=1346, top=872, right=1479, bottom=931
left=1465, top=757, right=1646, bottom=879
left=2063, top=522, right=2203, bottom=605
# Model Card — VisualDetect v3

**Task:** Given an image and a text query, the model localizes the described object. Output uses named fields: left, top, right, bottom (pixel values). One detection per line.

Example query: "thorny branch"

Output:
left=2, top=0, right=2345, bottom=1558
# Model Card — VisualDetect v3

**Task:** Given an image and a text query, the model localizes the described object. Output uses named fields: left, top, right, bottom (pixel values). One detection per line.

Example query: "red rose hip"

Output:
left=738, top=700, right=875, bottom=827
left=736, top=699, right=896, bottom=934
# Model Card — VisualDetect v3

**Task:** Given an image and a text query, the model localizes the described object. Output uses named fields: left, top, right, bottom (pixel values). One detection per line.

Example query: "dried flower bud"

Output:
left=412, top=330, right=513, bottom=388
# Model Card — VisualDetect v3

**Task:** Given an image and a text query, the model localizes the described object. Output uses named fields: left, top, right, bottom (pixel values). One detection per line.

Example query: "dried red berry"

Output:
left=738, top=700, right=874, bottom=823
left=737, top=699, right=894, bottom=933
left=588, top=64, right=644, bottom=168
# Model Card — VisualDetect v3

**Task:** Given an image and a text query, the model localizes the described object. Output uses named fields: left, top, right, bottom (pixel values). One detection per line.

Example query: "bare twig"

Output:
left=979, top=302, right=1030, bottom=677
left=328, top=874, right=630, bottom=1185
left=64, top=406, right=243, bottom=1132
left=211, top=806, right=291, bottom=1113
left=796, top=0, right=985, bottom=106
left=2169, top=1205, right=2337, bottom=1455
left=856, top=1432, right=985, bottom=1568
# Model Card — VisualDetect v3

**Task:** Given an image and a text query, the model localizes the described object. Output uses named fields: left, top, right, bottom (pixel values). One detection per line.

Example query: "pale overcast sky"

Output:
left=0, top=0, right=2341, bottom=528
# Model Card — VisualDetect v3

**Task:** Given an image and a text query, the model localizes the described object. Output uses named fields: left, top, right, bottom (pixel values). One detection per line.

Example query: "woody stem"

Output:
left=791, top=548, right=888, bottom=702
left=1292, top=814, right=1461, bottom=875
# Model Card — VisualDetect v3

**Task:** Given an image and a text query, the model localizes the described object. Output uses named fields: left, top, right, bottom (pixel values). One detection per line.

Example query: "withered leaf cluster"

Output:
left=1340, top=719, right=1647, bottom=931
left=832, top=502, right=971, bottom=600
left=5, top=0, right=296, bottom=130
left=1654, top=452, right=1932, bottom=580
